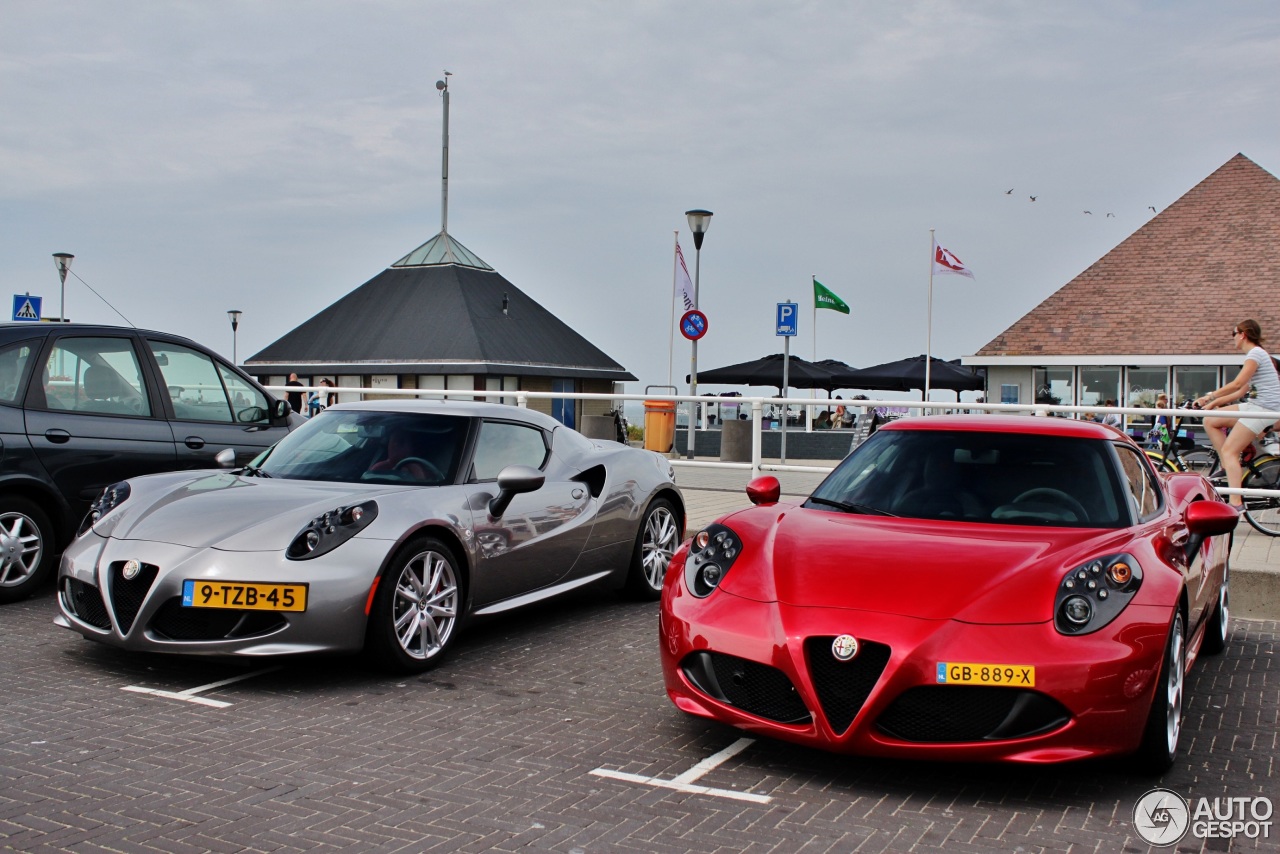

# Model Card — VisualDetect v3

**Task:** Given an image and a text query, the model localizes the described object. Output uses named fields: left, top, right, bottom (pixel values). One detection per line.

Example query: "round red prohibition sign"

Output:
left=680, top=309, right=709, bottom=341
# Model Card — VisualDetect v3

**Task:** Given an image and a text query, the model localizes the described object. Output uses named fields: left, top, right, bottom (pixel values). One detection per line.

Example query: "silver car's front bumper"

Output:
left=56, top=532, right=394, bottom=657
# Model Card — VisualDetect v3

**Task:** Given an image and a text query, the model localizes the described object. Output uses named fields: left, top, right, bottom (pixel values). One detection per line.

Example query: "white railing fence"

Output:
left=266, top=384, right=1280, bottom=503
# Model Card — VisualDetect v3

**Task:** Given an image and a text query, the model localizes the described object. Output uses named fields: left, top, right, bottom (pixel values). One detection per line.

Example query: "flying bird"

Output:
left=1107, top=213, right=1115, bottom=217
left=1083, top=210, right=1092, bottom=215
left=1029, top=195, right=1037, bottom=201
left=1148, top=206, right=1157, bottom=213
left=1004, top=188, right=1014, bottom=194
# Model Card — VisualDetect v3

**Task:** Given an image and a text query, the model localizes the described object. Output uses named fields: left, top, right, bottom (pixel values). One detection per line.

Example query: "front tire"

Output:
left=0, top=497, right=55, bottom=604
left=365, top=537, right=463, bottom=673
left=1201, top=561, right=1229, bottom=655
left=624, top=497, right=680, bottom=599
left=1136, top=611, right=1185, bottom=773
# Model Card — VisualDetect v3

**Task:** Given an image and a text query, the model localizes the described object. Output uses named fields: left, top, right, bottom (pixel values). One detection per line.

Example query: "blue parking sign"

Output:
left=776, top=302, right=798, bottom=336
left=12, top=295, right=41, bottom=322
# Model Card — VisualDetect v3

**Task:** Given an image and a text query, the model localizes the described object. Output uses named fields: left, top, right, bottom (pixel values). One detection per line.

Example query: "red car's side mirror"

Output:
left=746, top=476, right=781, bottom=505
left=1184, top=500, right=1239, bottom=537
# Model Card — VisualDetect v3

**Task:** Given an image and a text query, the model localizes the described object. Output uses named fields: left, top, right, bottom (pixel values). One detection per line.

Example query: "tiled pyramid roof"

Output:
left=974, top=153, right=1280, bottom=358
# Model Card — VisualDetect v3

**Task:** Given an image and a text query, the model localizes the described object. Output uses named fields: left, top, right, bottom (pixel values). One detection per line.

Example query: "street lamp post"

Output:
left=52, top=253, right=74, bottom=322
left=685, top=209, right=712, bottom=460
left=227, top=310, right=242, bottom=365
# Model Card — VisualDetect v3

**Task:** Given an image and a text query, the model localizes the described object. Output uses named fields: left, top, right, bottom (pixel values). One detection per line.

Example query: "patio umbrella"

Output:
left=815, top=358, right=862, bottom=391
left=840, top=354, right=985, bottom=393
left=687, top=353, right=836, bottom=392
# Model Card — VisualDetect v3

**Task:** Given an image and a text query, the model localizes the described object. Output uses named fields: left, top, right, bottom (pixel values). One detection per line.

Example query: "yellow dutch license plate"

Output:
left=936, top=662, right=1035, bottom=687
left=182, top=580, right=308, bottom=612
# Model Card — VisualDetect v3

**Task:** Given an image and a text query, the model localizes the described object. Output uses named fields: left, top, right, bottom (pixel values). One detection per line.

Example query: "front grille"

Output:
left=681, top=651, right=810, bottom=724
left=149, top=597, right=288, bottom=641
left=804, top=637, right=891, bottom=735
left=108, top=562, right=160, bottom=635
left=876, top=686, right=1070, bottom=743
left=63, top=579, right=111, bottom=629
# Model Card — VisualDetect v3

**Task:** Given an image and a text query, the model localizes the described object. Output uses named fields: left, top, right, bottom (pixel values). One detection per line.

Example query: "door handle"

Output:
left=184, top=436, right=206, bottom=449
left=43, top=429, right=71, bottom=444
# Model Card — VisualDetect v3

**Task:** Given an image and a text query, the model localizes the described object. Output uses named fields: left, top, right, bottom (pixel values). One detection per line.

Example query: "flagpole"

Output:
left=668, top=230, right=678, bottom=389
left=926, top=229, right=934, bottom=408
left=812, top=275, right=817, bottom=361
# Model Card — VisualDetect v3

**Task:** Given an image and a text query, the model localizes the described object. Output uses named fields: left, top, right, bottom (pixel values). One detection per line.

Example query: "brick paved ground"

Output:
left=1, top=582, right=1276, bottom=853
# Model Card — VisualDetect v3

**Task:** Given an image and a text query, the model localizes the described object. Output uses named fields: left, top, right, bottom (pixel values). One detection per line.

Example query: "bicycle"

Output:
left=607, top=407, right=630, bottom=445
left=1144, top=403, right=1280, bottom=535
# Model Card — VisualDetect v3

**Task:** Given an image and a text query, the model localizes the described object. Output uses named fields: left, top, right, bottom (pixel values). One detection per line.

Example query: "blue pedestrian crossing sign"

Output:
left=12, top=294, right=42, bottom=322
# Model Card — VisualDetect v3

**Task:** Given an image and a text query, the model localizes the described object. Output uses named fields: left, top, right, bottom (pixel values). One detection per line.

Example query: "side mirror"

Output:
left=272, top=399, right=291, bottom=419
left=1184, top=500, right=1239, bottom=537
left=746, top=475, right=781, bottom=505
left=214, top=448, right=237, bottom=469
left=488, top=465, right=545, bottom=518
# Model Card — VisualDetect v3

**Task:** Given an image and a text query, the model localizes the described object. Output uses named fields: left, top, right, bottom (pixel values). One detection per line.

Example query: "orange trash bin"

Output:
left=643, top=400, right=677, bottom=452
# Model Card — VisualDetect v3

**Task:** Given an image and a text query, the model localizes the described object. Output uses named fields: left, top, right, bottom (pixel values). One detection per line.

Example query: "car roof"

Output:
left=323, top=398, right=564, bottom=430
left=881, top=414, right=1127, bottom=441
left=0, top=322, right=202, bottom=345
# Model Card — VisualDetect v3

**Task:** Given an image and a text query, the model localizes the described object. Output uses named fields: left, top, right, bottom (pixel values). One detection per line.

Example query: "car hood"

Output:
left=95, top=471, right=406, bottom=551
left=717, top=503, right=1131, bottom=623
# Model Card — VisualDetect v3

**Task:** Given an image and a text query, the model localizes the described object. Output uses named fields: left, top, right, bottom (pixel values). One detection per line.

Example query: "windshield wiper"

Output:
left=240, top=464, right=273, bottom=478
left=807, top=496, right=896, bottom=517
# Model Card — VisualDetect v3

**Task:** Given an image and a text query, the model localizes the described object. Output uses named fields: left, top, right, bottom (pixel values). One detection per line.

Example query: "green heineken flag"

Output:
left=813, top=279, right=850, bottom=314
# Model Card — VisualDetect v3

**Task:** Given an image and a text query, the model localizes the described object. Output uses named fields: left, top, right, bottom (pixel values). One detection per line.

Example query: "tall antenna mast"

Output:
left=435, top=71, right=452, bottom=237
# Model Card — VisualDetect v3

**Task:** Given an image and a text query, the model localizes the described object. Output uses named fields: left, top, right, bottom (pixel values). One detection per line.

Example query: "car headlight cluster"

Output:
left=684, top=523, right=743, bottom=598
left=286, top=501, right=379, bottom=560
left=1054, top=553, right=1142, bottom=635
left=78, top=482, right=131, bottom=536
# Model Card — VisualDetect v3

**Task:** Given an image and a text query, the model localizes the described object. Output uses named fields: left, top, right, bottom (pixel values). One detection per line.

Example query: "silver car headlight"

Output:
left=1054, top=553, right=1143, bottom=635
left=286, top=501, right=379, bottom=560
left=78, top=482, right=131, bottom=536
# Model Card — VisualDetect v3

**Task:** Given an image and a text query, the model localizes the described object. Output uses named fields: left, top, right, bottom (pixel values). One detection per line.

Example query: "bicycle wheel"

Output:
left=1181, top=446, right=1218, bottom=477
left=1144, top=450, right=1179, bottom=473
left=1242, top=457, right=1280, bottom=536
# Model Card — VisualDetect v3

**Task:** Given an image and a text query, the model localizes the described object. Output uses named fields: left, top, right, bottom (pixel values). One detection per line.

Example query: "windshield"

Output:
left=255, top=410, right=469, bottom=485
left=806, top=428, right=1129, bottom=528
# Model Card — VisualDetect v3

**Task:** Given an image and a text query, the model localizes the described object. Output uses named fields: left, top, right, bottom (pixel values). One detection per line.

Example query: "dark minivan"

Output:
left=0, top=323, right=295, bottom=602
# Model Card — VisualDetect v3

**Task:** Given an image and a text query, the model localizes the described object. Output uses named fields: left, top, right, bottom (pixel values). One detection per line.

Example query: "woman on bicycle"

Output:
left=1195, top=319, right=1280, bottom=506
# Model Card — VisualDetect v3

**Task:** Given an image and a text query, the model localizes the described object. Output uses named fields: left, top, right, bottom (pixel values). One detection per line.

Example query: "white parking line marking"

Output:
left=121, top=665, right=282, bottom=708
left=590, top=737, right=770, bottom=804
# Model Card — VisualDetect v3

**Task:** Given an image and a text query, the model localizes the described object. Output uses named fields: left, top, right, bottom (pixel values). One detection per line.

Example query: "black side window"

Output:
left=0, top=339, right=36, bottom=405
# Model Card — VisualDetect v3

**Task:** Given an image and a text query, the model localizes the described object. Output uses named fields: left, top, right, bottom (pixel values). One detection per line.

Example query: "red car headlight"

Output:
left=1054, top=553, right=1143, bottom=635
left=684, top=523, right=742, bottom=597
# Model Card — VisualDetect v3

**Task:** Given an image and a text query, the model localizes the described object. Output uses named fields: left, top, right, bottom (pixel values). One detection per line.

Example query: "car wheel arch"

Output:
left=372, top=523, right=473, bottom=619
left=0, top=480, right=74, bottom=546
left=648, top=487, right=686, bottom=536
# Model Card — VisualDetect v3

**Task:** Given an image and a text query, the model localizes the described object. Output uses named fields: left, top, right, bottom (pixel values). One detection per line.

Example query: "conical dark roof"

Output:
left=246, top=238, right=634, bottom=380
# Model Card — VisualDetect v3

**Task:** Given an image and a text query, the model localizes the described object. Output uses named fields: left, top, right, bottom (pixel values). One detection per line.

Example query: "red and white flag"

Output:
left=675, top=240, right=695, bottom=311
left=932, top=237, right=975, bottom=279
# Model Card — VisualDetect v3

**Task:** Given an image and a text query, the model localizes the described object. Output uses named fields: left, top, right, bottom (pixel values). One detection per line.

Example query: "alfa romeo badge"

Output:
left=832, top=634, right=860, bottom=661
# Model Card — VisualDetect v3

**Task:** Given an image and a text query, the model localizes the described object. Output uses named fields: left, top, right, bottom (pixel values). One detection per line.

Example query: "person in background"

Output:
left=1101, top=400, right=1122, bottom=429
left=320, top=377, right=337, bottom=409
left=815, top=410, right=832, bottom=429
left=285, top=373, right=305, bottom=415
left=1196, top=319, right=1280, bottom=506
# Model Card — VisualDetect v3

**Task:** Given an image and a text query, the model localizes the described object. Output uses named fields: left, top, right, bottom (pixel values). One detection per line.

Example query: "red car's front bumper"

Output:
left=659, top=582, right=1174, bottom=764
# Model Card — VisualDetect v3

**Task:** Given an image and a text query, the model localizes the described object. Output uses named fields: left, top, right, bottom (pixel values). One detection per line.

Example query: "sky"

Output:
left=3, top=1, right=1279, bottom=403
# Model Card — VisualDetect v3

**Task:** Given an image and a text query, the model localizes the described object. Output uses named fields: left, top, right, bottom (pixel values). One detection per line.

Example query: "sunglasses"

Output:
left=1232, top=329, right=1242, bottom=337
